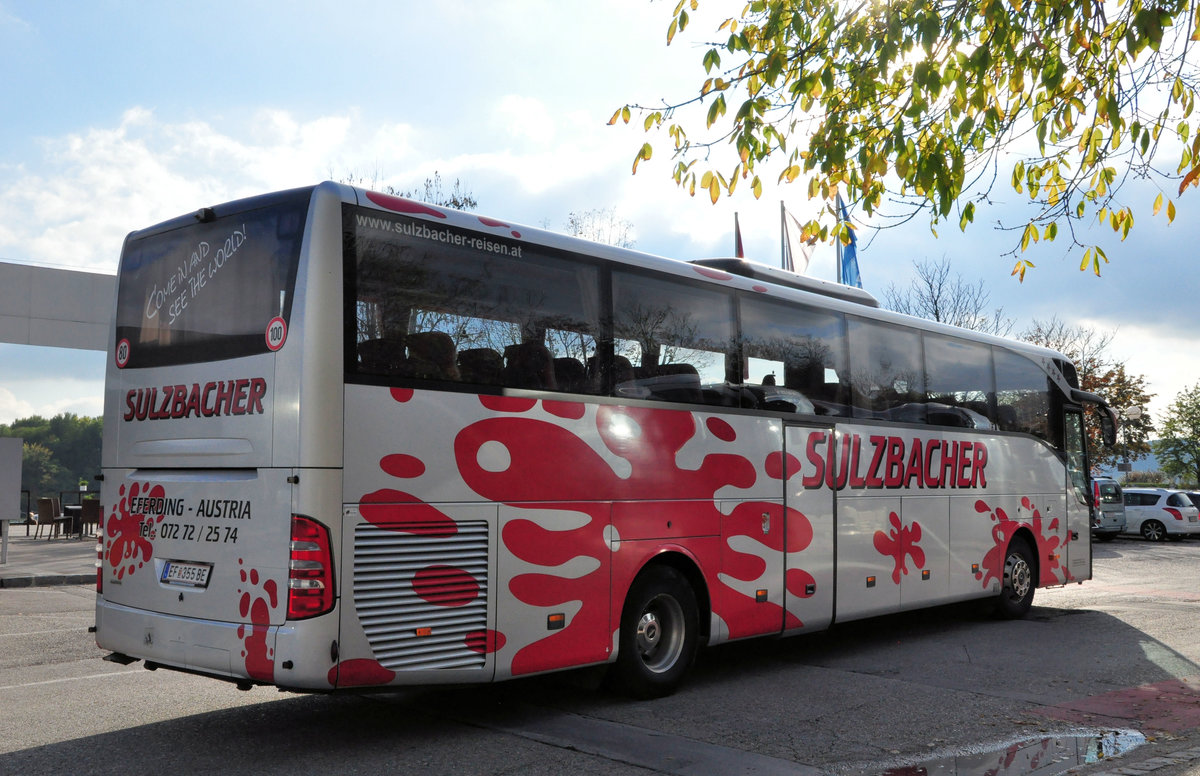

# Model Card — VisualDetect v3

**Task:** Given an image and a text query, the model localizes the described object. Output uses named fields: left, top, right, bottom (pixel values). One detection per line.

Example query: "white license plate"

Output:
left=161, top=560, right=212, bottom=588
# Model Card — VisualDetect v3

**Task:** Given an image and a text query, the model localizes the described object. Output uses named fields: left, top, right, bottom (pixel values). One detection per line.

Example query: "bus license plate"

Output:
left=161, top=560, right=212, bottom=588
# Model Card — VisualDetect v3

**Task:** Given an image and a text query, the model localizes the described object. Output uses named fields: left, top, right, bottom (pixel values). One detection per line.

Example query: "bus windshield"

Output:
left=113, top=188, right=310, bottom=368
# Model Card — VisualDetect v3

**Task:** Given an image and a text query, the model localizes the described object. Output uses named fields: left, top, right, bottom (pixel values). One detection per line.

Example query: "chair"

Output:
left=405, top=332, right=460, bottom=381
left=553, top=357, right=587, bottom=393
left=80, top=499, right=101, bottom=538
left=504, top=342, right=557, bottom=390
left=458, top=348, right=505, bottom=385
left=34, top=498, right=72, bottom=540
left=358, top=337, right=407, bottom=376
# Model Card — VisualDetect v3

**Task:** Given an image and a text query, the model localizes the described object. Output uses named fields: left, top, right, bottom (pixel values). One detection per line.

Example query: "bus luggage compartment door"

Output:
left=336, top=503, right=498, bottom=688
left=782, top=424, right=834, bottom=635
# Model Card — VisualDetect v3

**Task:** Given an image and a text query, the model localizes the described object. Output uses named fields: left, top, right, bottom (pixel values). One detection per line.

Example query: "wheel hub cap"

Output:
left=636, top=612, right=661, bottom=652
left=1006, top=554, right=1031, bottom=599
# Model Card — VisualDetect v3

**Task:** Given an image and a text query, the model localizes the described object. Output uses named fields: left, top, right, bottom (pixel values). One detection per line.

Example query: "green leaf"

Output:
left=958, top=201, right=975, bottom=230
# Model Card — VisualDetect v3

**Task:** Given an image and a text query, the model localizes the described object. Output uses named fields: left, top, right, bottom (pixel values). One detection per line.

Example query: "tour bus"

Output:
left=95, top=182, right=1117, bottom=698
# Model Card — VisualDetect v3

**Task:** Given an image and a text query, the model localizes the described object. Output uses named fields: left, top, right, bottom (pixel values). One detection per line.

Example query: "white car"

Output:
left=1122, top=488, right=1200, bottom=541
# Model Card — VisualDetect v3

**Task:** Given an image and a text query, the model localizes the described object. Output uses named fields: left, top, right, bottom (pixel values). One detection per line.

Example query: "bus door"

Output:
left=1063, top=410, right=1092, bottom=581
left=782, top=423, right=835, bottom=635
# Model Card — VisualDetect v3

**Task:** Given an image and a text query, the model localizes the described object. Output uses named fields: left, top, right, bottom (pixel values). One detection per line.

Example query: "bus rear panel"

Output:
left=96, top=185, right=345, bottom=689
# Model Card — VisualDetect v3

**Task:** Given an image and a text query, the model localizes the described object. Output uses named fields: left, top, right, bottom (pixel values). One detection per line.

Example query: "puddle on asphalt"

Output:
left=850, top=729, right=1147, bottom=776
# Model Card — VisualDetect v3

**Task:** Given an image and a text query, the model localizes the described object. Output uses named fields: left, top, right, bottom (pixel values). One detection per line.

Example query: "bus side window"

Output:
left=847, top=317, right=925, bottom=422
left=923, top=334, right=997, bottom=429
left=739, top=295, right=849, bottom=416
left=994, top=348, right=1061, bottom=447
left=612, top=271, right=736, bottom=406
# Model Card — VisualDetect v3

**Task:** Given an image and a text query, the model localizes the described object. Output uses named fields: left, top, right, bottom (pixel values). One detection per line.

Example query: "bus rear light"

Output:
left=287, top=515, right=335, bottom=620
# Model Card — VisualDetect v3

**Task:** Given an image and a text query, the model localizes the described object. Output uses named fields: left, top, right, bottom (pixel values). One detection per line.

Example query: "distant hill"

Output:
left=1097, top=447, right=1161, bottom=481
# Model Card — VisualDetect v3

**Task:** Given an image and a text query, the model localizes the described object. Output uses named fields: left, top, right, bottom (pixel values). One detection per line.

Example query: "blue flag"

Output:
left=837, top=195, right=862, bottom=288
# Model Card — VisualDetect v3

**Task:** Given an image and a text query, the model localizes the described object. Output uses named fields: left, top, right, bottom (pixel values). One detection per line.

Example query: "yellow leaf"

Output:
left=632, top=143, right=652, bottom=174
left=709, top=177, right=720, bottom=204
left=1011, top=260, right=1034, bottom=282
left=1154, top=192, right=1164, bottom=215
left=1169, top=199, right=1177, bottom=221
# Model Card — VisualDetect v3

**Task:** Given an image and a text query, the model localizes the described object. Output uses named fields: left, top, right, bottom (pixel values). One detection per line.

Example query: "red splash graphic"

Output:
left=412, top=565, right=479, bottom=607
left=365, top=190, right=447, bottom=219
left=479, top=395, right=537, bottom=413
left=104, top=482, right=166, bottom=580
left=544, top=400, right=586, bottom=420
left=390, top=387, right=414, bottom=403
left=477, top=216, right=521, bottom=238
left=765, top=451, right=800, bottom=480
left=873, top=512, right=925, bottom=584
left=975, top=497, right=1071, bottom=589
left=465, top=629, right=506, bottom=654
left=693, top=266, right=733, bottom=282
left=752, top=285, right=768, bottom=293
left=453, top=404, right=809, bottom=652
left=706, top=416, right=736, bottom=441
left=236, top=559, right=278, bottom=682
left=330, top=658, right=396, bottom=687
left=381, top=454, right=425, bottom=479
left=360, top=489, right=458, bottom=536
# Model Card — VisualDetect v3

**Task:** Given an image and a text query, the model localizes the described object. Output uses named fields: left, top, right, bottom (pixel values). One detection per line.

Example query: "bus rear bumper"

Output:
left=95, top=598, right=337, bottom=691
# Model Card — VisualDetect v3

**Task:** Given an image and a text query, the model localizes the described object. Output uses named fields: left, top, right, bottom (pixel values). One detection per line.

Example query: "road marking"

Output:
left=0, top=669, right=141, bottom=691
left=0, top=628, right=86, bottom=638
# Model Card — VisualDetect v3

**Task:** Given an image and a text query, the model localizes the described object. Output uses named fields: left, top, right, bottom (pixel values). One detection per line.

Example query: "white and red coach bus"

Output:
left=95, top=182, right=1117, bottom=697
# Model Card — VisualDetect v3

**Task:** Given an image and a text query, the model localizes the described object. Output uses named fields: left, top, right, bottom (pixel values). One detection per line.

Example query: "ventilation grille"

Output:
left=353, top=520, right=490, bottom=671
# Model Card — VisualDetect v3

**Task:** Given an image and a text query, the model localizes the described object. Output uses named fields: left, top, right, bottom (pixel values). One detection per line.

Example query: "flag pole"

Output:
left=835, top=195, right=844, bottom=284
left=780, top=200, right=787, bottom=271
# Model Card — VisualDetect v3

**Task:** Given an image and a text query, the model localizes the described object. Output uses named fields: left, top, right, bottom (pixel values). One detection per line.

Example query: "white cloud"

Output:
left=0, top=384, right=35, bottom=425
left=0, top=108, right=432, bottom=272
left=493, top=95, right=557, bottom=145
left=1102, top=320, right=1200, bottom=427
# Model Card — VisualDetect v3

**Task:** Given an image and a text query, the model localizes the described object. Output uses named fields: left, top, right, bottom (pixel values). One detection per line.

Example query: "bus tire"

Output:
left=607, top=565, right=699, bottom=699
left=996, top=538, right=1035, bottom=619
left=1141, top=520, right=1167, bottom=542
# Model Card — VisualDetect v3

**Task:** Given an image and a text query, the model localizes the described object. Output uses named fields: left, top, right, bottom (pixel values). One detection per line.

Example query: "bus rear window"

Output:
left=114, top=189, right=309, bottom=368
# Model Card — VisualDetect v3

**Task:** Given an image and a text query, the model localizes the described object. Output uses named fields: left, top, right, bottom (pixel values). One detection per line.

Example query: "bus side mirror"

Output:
left=1100, top=408, right=1118, bottom=448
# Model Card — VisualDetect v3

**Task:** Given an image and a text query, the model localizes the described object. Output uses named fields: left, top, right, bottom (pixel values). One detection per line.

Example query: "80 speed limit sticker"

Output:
left=116, top=338, right=131, bottom=368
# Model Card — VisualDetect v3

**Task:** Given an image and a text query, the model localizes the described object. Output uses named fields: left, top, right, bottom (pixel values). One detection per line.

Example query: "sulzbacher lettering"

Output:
left=802, top=430, right=989, bottom=491
left=123, top=378, right=268, bottom=421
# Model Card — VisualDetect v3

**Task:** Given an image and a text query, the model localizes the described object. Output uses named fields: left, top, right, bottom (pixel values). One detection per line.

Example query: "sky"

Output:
left=0, top=1, right=1196, bottom=436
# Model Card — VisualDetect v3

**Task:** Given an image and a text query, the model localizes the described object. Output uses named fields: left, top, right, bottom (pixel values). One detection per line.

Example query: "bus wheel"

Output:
left=1141, top=521, right=1167, bottom=542
left=996, top=538, right=1035, bottom=619
left=607, top=565, right=699, bottom=699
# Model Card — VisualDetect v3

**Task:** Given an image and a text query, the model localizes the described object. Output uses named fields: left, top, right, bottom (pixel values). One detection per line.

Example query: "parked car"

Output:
left=1090, top=477, right=1126, bottom=542
left=1122, top=488, right=1200, bottom=541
